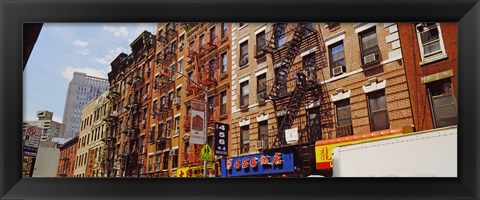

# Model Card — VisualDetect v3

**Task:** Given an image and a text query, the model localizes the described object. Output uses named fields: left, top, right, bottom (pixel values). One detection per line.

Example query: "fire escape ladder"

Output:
left=274, top=80, right=305, bottom=147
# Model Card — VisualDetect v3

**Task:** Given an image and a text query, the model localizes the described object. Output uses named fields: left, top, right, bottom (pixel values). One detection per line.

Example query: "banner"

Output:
left=23, top=125, right=41, bottom=157
left=190, top=100, right=206, bottom=144
left=214, top=122, right=229, bottom=156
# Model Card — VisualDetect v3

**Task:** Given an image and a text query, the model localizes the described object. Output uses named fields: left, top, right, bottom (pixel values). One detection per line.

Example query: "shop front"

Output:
left=220, top=151, right=295, bottom=177
left=176, top=163, right=216, bottom=177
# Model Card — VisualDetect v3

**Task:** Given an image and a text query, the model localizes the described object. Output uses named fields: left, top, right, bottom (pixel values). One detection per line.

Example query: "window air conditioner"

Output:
left=257, top=140, right=265, bottom=149
left=332, top=65, right=345, bottom=76
left=240, top=56, right=248, bottom=66
left=363, top=53, right=377, bottom=65
left=173, top=97, right=181, bottom=106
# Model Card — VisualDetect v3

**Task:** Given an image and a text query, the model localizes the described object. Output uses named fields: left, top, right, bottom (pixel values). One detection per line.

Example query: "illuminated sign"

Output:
left=220, top=152, right=294, bottom=177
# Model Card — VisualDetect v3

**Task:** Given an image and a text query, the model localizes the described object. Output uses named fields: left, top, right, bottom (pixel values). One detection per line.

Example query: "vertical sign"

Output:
left=190, top=100, right=206, bottom=144
left=86, top=148, right=96, bottom=177
left=214, top=122, right=229, bottom=156
left=23, top=125, right=41, bottom=157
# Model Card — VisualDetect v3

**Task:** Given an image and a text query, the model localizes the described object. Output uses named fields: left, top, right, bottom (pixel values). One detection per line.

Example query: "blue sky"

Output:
left=24, top=23, right=156, bottom=122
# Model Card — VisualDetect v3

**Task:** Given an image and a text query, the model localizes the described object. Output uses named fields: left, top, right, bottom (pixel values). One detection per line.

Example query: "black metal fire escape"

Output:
left=260, top=23, right=334, bottom=176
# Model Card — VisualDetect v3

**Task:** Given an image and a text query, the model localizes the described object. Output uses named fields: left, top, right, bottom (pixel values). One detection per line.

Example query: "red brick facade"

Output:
left=399, top=23, right=458, bottom=131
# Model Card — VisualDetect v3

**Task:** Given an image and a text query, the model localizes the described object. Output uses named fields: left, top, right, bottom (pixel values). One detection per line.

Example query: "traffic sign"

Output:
left=200, top=144, right=213, bottom=161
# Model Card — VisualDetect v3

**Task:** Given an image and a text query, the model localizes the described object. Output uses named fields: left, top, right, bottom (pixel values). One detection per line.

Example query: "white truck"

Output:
left=331, top=126, right=457, bottom=177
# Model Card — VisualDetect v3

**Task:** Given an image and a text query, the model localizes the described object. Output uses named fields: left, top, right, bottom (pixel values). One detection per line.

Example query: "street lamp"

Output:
left=159, top=69, right=209, bottom=177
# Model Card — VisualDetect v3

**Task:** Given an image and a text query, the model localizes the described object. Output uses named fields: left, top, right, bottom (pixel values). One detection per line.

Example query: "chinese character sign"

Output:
left=190, top=100, right=206, bottom=144
left=220, top=152, right=295, bottom=177
left=214, top=122, right=229, bottom=156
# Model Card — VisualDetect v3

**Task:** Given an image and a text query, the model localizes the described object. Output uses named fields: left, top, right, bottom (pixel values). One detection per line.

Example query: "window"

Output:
left=155, top=153, right=160, bottom=171
left=163, top=151, right=169, bottom=170
left=179, top=34, right=185, bottom=50
left=220, top=91, right=227, bottom=116
left=360, top=28, right=379, bottom=65
left=427, top=79, right=457, bottom=128
left=209, top=26, right=216, bottom=43
left=208, top=96, right=214, bottom=116
left=221, top=23, right=227, bottom=39
left=157, top=122, right=163, bottom=139
left=208, top=59, right=215, bottom=78
left=176, top=87, right=182, bottom=98
left=257, top=73, right=267, bottom=101
left=239, top=41, right=248, bottom=66
left=416, top=23, right=446, bottom=62
left=256, top=31, right=266, bottom=57
left=149, top=125, right=156, bottom=143
left=240, top=81, right=249, bottom=107
left=367, top=90, right=390, bottom=131
left=275, top=23, right=286, bottom=46
left=171, top=40, right=176, bottom=54
left=240, top=125, right=249, bottom=154
left=329, top=42, right=346, bottom=76
left=177, top=59, right=183, bottom=78
left=221, top=52, right=227, bottom=74
left=152, top=99, right=158, bottom=114
left=258, top=121, right=268, bottom=142
left=335, top=99, right=353, bottom=137
left=140, top=137, right=145, bottom=153
left=174, top=116, right=180, bottom=136
left=148, top=156, right=153, bottom=172
left=239, top=23, right=246, bottom=28
left=168, top=92, right=173, bottom=108
left=166, top=120, right=171, bottom=138
left=171, top=149, right=178, bottom=169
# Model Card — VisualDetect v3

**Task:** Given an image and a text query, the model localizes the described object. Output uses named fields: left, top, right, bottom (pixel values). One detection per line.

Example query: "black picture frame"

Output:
left=1, top=0, right=479, bottom=199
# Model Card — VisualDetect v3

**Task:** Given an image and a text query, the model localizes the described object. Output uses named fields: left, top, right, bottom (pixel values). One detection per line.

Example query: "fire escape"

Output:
left=153, top=24, right=179, bottom=176
left=183, top=25, right=220, bottom=167
left=258, top=23, right=334, bottom=176
left=103, top=86, right=120, bottom=177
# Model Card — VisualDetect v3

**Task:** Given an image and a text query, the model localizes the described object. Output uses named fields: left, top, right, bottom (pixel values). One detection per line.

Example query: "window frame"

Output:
left=415, top=23, right=448, bottom=65
left=240, top=80, right=249, bottom=107
left=239, top=40, right=249, bottom=67
left=367, top=90, right=390, bottom=131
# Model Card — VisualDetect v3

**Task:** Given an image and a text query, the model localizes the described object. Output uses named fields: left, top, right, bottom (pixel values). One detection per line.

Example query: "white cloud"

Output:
left=94, top=46, right=127, bottom=65
left=72, top=39, right=88, bottom=47
left=61, top=66, right=108, bottom=81
left=79, top=49, right=90, bottom=56
left=103, top=25, right=129, bottom=37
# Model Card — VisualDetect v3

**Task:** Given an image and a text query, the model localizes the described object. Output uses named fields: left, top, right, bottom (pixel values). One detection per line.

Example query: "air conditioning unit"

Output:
left=332, top=65, right=345, bottom=76
left=240, top=56, right=248, bottom=66
left=142, top=120, right=146, bottom=125
left=257, top=140, right=265, bottom=149
left=169, top=150, right=176, bottom=156
left=173, top=97, right=181, bottom=106
left=363, top=53, right=377, bottom=65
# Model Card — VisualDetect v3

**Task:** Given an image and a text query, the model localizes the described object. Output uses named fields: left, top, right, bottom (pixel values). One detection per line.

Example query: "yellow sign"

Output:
left=176, top=164, right=215, bottom=177
left=200, top=144, right=213, bottom=161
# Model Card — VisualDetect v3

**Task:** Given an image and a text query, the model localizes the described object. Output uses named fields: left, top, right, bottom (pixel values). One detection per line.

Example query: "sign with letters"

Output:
left=23, top=125, right=41, bottom=157
left=214, top=122, right=229, bottom=156
left=220, top=152, right=295, bottom=177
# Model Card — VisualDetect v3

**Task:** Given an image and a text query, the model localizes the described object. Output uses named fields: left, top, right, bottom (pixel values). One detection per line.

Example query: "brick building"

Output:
left=225, top=23, right=415, bottom=177
left=56, top=136, right=78, bottom=177
left=398, top=23, right=458, bottom=131
left=104, top=30, right=156, bottom=177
